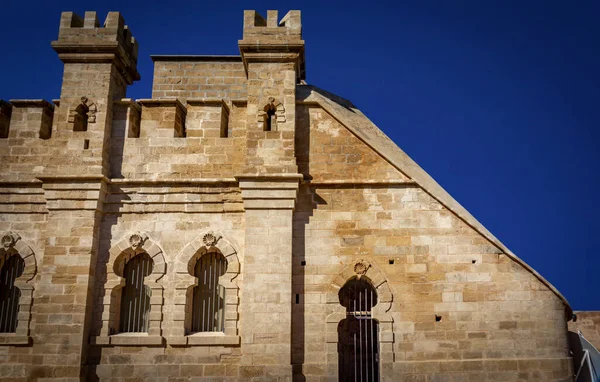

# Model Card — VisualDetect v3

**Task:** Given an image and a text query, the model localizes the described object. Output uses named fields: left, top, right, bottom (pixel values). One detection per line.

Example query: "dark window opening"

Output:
left=119, top=253, right=152, bottom=333
left=0, top=255, right=24, bottom=333
left=191, top=252, right=227, bottom=333
left=73, top=103, right=89, bottom=132
left=296, top=294, right=300, bottom=304
left=263, top=104, right=277, bottom=132
left=472, top=259, right=477, bottom=264
left=435, top=315, right=442, bottom=322
left=83, top=139, right=90, bottom=149
left=220, top=105, right=229, bottom=138
left=388, top=259, right=394, bottom=265
left=301, top=260, right=306, bottom=266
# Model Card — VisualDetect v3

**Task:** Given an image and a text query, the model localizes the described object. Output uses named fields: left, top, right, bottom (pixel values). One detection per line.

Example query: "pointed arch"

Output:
left=170, top=231, right=241, bottom=345
left=0, top=232, right=37, bottom=343
left=97, top=232, right=166, bottom=344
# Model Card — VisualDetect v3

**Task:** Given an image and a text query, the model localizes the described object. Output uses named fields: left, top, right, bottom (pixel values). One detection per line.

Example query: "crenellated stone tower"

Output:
left=236, top=10, right=305, bottom=377
left=31, top=12, right=140, bottom=381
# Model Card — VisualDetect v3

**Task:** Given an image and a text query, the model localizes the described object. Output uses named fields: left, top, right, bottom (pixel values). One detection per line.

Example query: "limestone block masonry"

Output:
left=0, top=8, right=579, bottom=382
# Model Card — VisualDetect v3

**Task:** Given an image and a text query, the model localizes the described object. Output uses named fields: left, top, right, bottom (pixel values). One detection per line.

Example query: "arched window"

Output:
left=338, top=277, right=379, bottom=382
left=119, top=253, right=153, bottom=333
left=263, top=103, right=276, bottom=131
left=191, top=252, right=227, bottom=333
left=0, top=254, right=24, bottom=333
left=73, top=102, right=89, bottom=132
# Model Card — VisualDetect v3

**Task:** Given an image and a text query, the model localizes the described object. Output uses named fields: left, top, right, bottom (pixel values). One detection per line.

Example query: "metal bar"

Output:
left=359, top=290, right=362, bottom=382
left=371, top=289, right=375, bottom=382
left=201, top=256, right=206, bottom=331
left=354, top=298, right=357, bottom=382
left=132, top=259, right=139, bottom=331
left=141, top=256, right=148, bottom=331
left=217, top=257, right=222, bottom=331
left=10, top=259, right=17, bottom=331
left=213, top=255, right=217, bottom=331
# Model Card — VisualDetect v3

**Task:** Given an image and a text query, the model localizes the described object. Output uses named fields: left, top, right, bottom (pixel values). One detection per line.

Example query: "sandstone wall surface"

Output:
left=151, top=60, right=247, bottom=101
left=569, top=311, right=600, bottom=350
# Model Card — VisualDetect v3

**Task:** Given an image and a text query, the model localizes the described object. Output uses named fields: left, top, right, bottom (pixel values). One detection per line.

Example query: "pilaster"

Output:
left=32, top=176, right=107, bottom=381
left=238, top=175, right=301, bottom=376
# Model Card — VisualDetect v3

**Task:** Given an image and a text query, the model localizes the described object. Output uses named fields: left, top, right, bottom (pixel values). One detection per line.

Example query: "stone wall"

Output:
left=151, top=59, right=247, bottom=101
left=0, top=8, right=577, bottom=382
left=569, top=311, right=600, bottom=349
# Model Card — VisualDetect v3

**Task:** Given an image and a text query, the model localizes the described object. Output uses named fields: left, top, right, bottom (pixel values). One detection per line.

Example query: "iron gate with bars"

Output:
left=0, top=255, right=24, bottom=333
left=119, top=253, right=153, bottom=333
left=191, top=252, right=227, bottom=333
left=338, top=277, right=380, bottom=382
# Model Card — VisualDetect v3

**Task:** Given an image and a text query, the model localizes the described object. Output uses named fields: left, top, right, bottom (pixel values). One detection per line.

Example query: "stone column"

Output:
left=238, top=175, right=300, bottom=378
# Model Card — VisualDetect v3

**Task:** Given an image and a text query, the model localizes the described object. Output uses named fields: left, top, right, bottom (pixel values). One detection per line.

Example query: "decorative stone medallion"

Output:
left=353, top=259, right=370, bottom=279
left=129, top=233, right=146, bottom=250
left=202, top=231, right=220, bottom=247
left=1, top=232, right=19, bottom=250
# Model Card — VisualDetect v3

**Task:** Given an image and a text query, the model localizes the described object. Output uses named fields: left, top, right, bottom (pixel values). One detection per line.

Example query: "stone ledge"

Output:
left=0, top=334, right=31, bottom=346
left=91, top=334, right=164, bottom=346
left=168, top=334, right=240, bottom=346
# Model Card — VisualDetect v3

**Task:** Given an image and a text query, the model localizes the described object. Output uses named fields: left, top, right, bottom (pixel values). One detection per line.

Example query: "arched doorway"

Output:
left=338, top=277, right=380, bottom=382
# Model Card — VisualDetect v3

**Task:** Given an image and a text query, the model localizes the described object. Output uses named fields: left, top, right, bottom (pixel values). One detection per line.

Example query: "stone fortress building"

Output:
left=0, top=9, right=594, bottom=382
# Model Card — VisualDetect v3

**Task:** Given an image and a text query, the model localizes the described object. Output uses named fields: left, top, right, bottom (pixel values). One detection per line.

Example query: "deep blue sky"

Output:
left=1, top=1, right=598, bottom=310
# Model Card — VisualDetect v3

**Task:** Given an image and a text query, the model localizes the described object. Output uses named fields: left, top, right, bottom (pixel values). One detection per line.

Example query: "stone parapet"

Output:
left=138, top=98, right=187, bottom=138
left=8, top=100, right=54, bottom=139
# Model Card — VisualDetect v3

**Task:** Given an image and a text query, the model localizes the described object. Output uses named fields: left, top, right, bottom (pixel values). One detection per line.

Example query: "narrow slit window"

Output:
left=191, top=252, right=227, bottom=333
left=119, top=253, right=153, bottom=333
left=220, top=104, right=230, bottom=138
left=0, top=255, right=24, bottom=333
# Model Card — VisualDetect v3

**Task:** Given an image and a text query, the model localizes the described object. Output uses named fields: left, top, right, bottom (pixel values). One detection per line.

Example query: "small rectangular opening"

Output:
left=220, top=102, right=230, bottom=138
left=389, top=259, right=395, bottom=265
left=300, top=260, right=306, bottom=266
left=83, top=139, right=90, bottom=149
left=295, top=294, right=300, bottom=304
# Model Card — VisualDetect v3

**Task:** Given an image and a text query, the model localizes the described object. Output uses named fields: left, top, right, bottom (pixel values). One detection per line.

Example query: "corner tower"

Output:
left=28, top=12, right=139, bottom=381
left=51, top=11, right=139, bottom=176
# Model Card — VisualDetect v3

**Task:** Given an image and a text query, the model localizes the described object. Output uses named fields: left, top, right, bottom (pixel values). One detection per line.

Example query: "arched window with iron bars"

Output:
left=119, top=253, right=153, bottom=333
left=0, top=254, right=24, bottom=333
left=338, top=277, right=380, bottom=382
left=191, top=252, right=227, bottom=333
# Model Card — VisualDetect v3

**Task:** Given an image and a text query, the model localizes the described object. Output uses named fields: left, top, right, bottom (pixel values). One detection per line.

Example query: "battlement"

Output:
left=52, top=11, right=140, bottom=83
left=239, top=10, right=305, bottom=81
left=242, top=10, right=302, bottom=40
left=0, top=99, right=55, bottom=140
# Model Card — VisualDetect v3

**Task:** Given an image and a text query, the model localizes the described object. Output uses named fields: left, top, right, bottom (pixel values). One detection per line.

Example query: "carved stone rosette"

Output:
left=353, top=259, right=371, bottom=279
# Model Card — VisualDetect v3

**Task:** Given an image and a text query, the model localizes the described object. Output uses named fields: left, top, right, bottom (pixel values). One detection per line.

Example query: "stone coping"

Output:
left=150, top=55, right=242, bottom=62
left=9, top=99, right=55, bottom=109
left=136, top=98, right=186, bottom=111
left=168, top=334, right=240, bottom=346
left=91, top=334, right=239, bottom=347
left=91, top=334, right=164, bottom=346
